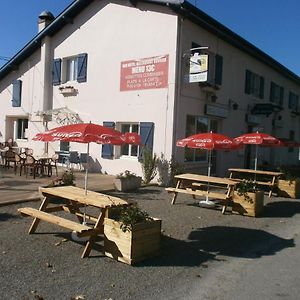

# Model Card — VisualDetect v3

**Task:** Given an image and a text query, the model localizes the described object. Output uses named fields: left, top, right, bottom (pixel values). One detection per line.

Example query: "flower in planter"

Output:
left=116, top=170, right=138, bottom=179
left=59, top=85, right=74, bottom=90
left=236, top=180, right=257, bottom=203
left=109, top=205, right=152, bottom=233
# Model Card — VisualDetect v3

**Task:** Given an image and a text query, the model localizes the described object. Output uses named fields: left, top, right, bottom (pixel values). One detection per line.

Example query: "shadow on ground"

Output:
left=263, top=201, right=300, bottom=218
left=0, top=212, right=21, bottom=222
left=141, top=226, right=294, bottom=267
left=107, top=187, right=162, bottom=201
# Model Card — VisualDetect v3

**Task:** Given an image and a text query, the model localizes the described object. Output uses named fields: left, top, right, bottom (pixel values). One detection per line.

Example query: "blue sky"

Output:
left=1, top=0, right=300, bottom=76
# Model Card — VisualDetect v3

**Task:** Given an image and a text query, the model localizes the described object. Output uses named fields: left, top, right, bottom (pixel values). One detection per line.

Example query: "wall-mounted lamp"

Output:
left=228, top=99, right=239, bottom=110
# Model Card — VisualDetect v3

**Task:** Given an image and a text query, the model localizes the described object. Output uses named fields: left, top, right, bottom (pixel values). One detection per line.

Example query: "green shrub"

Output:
left=140, top=147, right=157, bottom=184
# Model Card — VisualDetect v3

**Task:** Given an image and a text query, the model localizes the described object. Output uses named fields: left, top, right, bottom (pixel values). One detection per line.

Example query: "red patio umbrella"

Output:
left=177, top=131, right=240, bottom=204
left=234, top=131, right=281, bottom=171
left=33, top=123, right=141, bottom=194
left=275, top=138, right=300, bottom=148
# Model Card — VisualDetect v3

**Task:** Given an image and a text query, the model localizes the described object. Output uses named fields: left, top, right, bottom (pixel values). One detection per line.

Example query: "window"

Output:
left=12, top=80, right=22, bottom=107
left=16, top=118, right=28, bottom=140
left=270, top=81, right=284, bottom=106
left=245, top=70, right=264, bottom=99
left=66, top=57, right=78, bottom=82
left=121, top=124, right=139, bottom=158
left=184, top=115, right=218, bottom=162
left=60, top=141, right=70, bottom=152
left=289, top=92, right=299, bottom=111
left=52, top=53, right=88, bottom=85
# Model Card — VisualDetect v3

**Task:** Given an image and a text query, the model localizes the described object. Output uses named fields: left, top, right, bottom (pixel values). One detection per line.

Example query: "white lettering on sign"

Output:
left=120, top=55, right=169, bottom=91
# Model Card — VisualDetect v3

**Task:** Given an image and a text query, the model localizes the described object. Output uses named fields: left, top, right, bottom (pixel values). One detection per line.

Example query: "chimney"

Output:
left=38, top=11, right=54, bottom=32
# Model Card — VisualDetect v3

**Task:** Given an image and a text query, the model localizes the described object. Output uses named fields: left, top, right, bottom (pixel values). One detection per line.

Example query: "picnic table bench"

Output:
left=18, top=186, right=130, bottom=258
left=166, top=173, right=238, bottom=214
left=228, top=168, right=283, bottom=197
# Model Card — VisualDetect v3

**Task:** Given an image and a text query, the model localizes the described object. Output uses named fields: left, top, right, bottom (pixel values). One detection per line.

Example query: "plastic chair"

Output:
left=69, top=151, right=80, bottom=169
left=47, top=154, right=59, bottom=177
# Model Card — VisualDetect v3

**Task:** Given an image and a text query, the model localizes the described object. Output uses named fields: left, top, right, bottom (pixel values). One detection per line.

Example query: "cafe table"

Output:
left=228, top=168, right=283, bottom=197
left=166, top=173, right=238, bottom=214
left=18, top=186, right=130, bottom=258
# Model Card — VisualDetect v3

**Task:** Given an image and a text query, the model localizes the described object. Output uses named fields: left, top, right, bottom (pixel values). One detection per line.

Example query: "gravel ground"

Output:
left=0, top=186, right=298, bottom=300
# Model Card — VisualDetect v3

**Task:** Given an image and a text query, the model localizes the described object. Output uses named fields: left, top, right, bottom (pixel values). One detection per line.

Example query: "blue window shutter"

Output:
left=138, top=122, right=154, bottom=161
left=259, top=76, right=264, bottom=99
left=244, top=69, right=251, bottom=94
left=279, top=87, right=284, bottom=106
left=12, top=80, right=22, bottom=107
left=101, top=121, right=115, bottom=159
left=52, top=58, right=61, bottom=86
left=77, top=53, right=88, bottom=82
left=270, top=82, right=275, bottom=102
left=215, top=54, right=223, bottom=85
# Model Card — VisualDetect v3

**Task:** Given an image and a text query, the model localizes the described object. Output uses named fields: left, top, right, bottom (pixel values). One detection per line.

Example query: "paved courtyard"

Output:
left=1, top=171, right=300, bottom=299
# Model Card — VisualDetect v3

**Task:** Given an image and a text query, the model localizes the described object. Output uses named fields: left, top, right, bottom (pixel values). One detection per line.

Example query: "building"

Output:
left=0, top=0, right=299, bottom=178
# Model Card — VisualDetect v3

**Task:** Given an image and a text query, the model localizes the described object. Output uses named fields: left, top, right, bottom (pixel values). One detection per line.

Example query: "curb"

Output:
left=0, top=197, right=41, bottom=207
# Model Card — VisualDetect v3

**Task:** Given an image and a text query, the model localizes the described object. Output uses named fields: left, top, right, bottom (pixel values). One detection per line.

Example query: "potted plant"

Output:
left=232, top=180, right=264, bottom=217
left=114, top=170, right=142, bottom=192
left=104, top=205, right=161, bottom=265
left=58, top=85, right=77, bottom=96
left=277, top=169, right=300, bottom=199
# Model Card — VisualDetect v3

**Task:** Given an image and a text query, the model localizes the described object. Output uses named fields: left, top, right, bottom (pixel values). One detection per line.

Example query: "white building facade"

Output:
left=0, top=0, right=299, bottom=177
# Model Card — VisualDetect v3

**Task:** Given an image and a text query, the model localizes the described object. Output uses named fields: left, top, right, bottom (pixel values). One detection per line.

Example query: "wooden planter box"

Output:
left=104, top=217, right=161, bottom=265
left=232, top=190, right=264, bottom=217
left=114, top=176, right=142, bottom=192
left=277, top=179, right=300, bottom=199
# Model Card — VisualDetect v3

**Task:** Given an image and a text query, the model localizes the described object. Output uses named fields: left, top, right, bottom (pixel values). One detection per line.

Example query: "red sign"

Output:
left=120, top=55, right=169, bottom=91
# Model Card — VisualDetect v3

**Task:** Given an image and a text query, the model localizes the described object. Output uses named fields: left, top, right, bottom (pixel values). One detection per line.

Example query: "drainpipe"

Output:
left=172, top=16, right=184, bottom=161
left=38, top=11, right=54, bottom=153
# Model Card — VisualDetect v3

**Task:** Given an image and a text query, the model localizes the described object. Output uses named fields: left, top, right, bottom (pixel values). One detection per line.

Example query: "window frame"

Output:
left=245, top=69, right=264, bottom=99
left=64, top=56, right=78, bottom=83
left=15, top=118, right=28, bottom=140
left=119, top=123, right=140, bottom=159
left=270, top=81, right=284, bottom=106
left=288, top=91, right=299, bottom=111
left=184, top=115, right=218, bottom=163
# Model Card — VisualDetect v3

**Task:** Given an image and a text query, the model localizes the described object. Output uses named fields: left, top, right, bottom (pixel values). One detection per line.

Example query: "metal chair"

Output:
left=69, top=151, right=80, bottom=169
left=4, top=150, right=16, bottom=169
left=24, top=155, right=41, bottom=179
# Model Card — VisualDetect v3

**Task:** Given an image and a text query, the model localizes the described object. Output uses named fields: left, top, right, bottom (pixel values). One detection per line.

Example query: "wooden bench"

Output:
left=229, top=178, right=273, bottom=186
left=165, top=187, right=228, bottom=200
left=166, top=173, right=237, bottom=214
left=18, top=207, right=95, bottom=237
left=228, top=168, right=283, bottom=197
left=18, top=186, right=130, bottom=258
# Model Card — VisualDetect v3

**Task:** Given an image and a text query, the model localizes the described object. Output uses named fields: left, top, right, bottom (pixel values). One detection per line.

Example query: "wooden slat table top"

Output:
left=174, top=173, right=237, bottom=186
left=39, top=186, right=129, bottom=208
left=228, top=168, right=283, bottom=176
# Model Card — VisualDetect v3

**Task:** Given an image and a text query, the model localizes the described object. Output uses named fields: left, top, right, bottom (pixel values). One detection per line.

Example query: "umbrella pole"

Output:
left=254, top=145, right=258, bottom=183
left=84, top=143, right=89, bottom=196
left=206, top=150, right=212, bottom=202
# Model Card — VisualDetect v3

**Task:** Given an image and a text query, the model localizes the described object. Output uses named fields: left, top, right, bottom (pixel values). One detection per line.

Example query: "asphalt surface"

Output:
left=0, top=167, right=115, bottom=205
left=1, top=168, right=300, bottom=299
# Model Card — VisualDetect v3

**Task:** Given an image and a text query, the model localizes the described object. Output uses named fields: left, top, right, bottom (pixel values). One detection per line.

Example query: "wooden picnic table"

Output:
left=166, top=173, right=238, bottom=214
left=228, top=168, right=283, bottom=197
left=18, top=186, right=130, bottom=258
